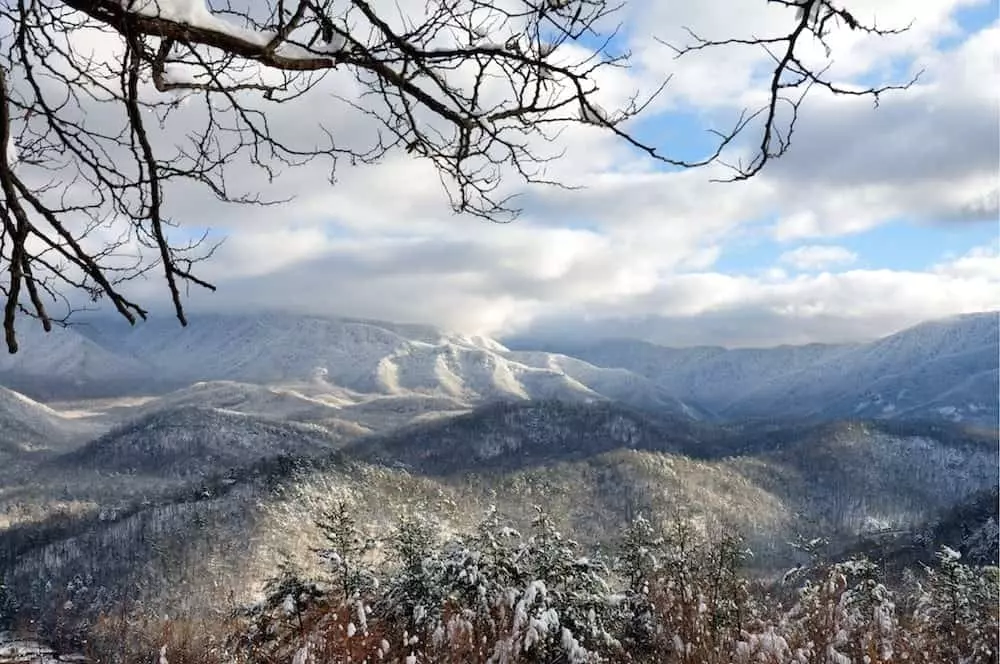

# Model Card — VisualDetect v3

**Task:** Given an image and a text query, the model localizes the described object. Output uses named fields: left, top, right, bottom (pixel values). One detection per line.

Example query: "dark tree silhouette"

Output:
left=0, top=0, right=914, bottom=352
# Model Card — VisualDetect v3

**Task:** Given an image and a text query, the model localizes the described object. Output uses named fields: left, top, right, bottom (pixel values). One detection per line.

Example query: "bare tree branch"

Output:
left=0, top=0, right=915, bottom=352
left=662, top=0, right=919, bottom=181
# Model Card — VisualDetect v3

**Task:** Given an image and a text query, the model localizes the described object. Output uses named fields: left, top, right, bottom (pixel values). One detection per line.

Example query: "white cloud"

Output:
left=779, top=245, right=859, bottom=270
left=514, top=248, right=1000, bottom=347
left=150, top=226, right=1000, bottom=347
left=933, top=243, right=1000, bottom=281
left=625, top=0, right=988, bottom=111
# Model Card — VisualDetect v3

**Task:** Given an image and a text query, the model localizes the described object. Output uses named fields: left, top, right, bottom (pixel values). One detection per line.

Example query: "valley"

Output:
left=0, top=312, right=996, bottom=661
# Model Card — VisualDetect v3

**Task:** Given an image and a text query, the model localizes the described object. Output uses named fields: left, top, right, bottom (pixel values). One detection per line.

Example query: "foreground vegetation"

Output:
left=10, top=505, right=996, bottom=664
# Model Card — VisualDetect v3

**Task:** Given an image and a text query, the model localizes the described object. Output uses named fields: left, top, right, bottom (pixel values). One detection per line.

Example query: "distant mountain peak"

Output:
left=514, top=312, right=998, bottom=427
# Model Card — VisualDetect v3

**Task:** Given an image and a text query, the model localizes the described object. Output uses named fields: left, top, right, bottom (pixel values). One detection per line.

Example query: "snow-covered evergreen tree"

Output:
left=382, top=515, right=446, bottom=659
left=232, top=513, right=999, bottom=664
left=616, top=515, right=661, bottom=657
left=785, top=556, right=899, bottom=664
left=913, top=547, right=999, bottom=664
left=312, top=501, right=378, bottom=603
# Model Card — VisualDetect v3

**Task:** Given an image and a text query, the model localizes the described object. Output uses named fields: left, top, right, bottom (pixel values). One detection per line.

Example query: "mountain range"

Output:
left=0, top=314, right=696, bottom=420
left=1, top=311, right=996, bottom=426
left=0, top=310, right=996, bottom=648
left=508, top=311, right=999, bottom=426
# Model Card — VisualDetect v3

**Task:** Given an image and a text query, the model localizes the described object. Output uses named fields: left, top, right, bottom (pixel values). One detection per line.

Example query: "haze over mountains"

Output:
left=0, top=386, right=88, bottom=454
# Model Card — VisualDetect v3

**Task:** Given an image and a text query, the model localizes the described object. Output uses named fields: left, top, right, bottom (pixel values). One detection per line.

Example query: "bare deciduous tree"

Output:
left=0, top=0, right=914, bottom=352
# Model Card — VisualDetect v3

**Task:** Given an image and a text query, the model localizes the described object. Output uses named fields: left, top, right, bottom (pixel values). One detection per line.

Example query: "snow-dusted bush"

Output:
left=784, top=557, right=898, bottom=664
left=72, top=515, right=998, bottom=664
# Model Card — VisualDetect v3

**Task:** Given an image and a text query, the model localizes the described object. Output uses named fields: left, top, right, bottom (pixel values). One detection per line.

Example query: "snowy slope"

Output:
left=729, top=420, right=998, bottom=533
left=0, top=324, right=148, bottom=399
left=726, top=312, right=999, bottom=423
left=508, top=350, right=712, bottom=418
left=135, top=380, right=351, bottom=421
left=897, top=368, right=999, bottom=423
left=4, top=311, right=994, bottom=425
left=81, top=313, right=427, bottom=390
left=0, top=386, right=100, bottom=453
left=127, top=380, right=374, bottom=438
left=512, top=337, right=852, bottom=412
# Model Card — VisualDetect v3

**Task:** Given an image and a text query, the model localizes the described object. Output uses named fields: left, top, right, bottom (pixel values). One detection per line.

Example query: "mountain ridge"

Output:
left=1, top=313, right=699, bottom=420
left=0, top=311, right=995, bottom=427
left=508, top=311, right=999, bottom=426
left=0, top=386, right=101, bottom=453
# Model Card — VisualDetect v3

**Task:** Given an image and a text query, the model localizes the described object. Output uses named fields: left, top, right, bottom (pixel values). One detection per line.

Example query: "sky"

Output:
left=63, top=0, right=1000, bottom=347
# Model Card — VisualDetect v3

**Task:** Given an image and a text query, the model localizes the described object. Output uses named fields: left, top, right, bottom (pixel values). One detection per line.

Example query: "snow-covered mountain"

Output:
left=3, top=314, right=696, bottom=418
left=1, top=311, right=996, bottom=426
left=517, top=312, right=999, bottom=426
left=134, top=380, right=352, bottom=422
left=724, top=312, right=998, bottom=423
left=0, top=324, right=148, bottom=399
left=513, top=339, right=849, bottom=415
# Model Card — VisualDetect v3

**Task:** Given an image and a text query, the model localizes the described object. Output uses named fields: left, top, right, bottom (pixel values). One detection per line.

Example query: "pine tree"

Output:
left=514, top=506, right=620, bottom=662
left=312, top=501, right=377, bottom=603
left=786, top=556, right=899, bottom=664
left=383, top=515, right=445, bottom=659
left=616, top=515, right=662, bottom=658
left=435, top=506, right=526, bottom=656
left=915, top=547, right=1000, bottom=664
left=256, top=559, right=324, bottom=645
left=835, top=558, right=897, bottom=664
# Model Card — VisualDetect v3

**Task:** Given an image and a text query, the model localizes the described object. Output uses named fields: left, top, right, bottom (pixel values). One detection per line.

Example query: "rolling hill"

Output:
left=5, top=398, right=995, bottom=643
left=54, top=406, right=341, bottom=477
left=346, top=399, right=712, bottom=474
